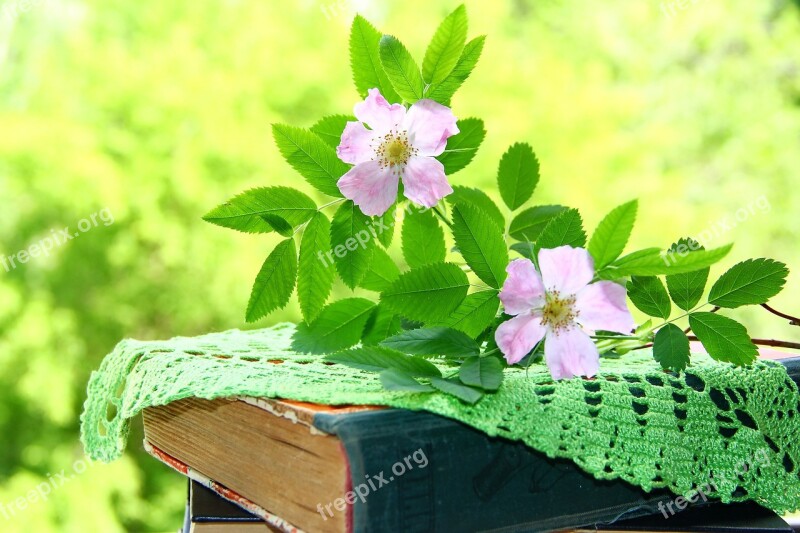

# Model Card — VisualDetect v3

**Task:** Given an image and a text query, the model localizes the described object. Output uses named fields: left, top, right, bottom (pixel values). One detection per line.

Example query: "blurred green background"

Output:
left=1, top=0, right=799, bottom=530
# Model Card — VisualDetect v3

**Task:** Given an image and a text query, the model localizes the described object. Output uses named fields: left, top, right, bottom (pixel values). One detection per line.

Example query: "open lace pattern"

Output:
left=80, top=324, right=800, bottom=512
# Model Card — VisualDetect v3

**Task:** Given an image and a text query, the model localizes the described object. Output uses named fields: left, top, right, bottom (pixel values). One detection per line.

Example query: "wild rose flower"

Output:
left=495, top=246, right=635, bottom=380
left=336, top=88, right=459, bottom=216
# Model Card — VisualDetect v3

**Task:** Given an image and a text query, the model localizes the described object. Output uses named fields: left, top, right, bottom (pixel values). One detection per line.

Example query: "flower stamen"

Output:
left=374, top=129, right=417, bottom=169
left=540, top=289, right=578, bottom=334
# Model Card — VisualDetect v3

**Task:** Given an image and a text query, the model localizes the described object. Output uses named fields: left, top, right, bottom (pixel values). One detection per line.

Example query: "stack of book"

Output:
left=141, top=352, right=800, bottom=532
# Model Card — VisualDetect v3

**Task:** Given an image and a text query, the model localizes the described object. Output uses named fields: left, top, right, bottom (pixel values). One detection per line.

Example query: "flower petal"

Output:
left=403, top=99, right=460, bottom=157
left=337, top=160, right=399, bottom=216
left=337, top=121, right=375, bottom=165
left=354, top=89, right=406, bottom=133
left=544, top=327, right=600, bottom=380
left=401, top=156, right=453, bottom=208
left=499, top=259, right=546, bottom=315
left=538, top=246, right=595, bottom=295
left=575, top=281, right=636, bottom=335
left=495, top=313, right=547, bottom=365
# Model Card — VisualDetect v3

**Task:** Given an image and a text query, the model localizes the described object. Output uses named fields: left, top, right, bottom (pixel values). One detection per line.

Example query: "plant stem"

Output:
left=431, top=205, right=453, bottom=228
left=761, top=304, right=800, bottom=327
left=319, top=198, right=345, bottom=211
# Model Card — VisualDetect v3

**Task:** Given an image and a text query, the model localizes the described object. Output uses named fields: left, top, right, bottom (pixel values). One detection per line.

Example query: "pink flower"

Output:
left=336, top=89, right=460, bottom=216
left=495, top=246, right=636, bottom=380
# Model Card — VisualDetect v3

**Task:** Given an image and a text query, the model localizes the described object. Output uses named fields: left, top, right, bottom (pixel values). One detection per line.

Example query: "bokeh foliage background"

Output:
left=1, top=0, right=799, bottom=530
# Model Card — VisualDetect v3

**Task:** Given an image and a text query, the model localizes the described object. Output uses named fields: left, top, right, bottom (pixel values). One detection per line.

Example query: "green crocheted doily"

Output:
left=80, top=323, right=800, bottom=512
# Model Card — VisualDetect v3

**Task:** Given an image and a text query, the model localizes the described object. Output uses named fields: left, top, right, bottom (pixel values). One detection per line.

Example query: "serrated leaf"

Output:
left=509, top=205, right=568, bottom=242
left=331, top=200, right=377, bottom=288
left=246, top=239, right=298, bottom=322
left=426, top=35, right=485, bottom=105
left=459, top=356, right=504, bottom=391
left=362, top=304, right=402, bottom=346
left=402, top=208, right=446, bottom=268
left=436, top=118, right=486, bottom=175
left=535, top=208, right=586, bottom=250
left=359, top=246, right=401, bottom=292
left=708, top=258, right=789, bottom=309
left=262, top=215, right=293, bottom=237
left=452, top=203, right=508, bottom=288
left=326, top=345, right=442, bottom=377
left=422, top=5, right=468, bottom=85
left=497, top=143, right=539, bottom=211
left=587, top=200, right=638, bottom=269
left=597, top=244, right=733, bottom=280
left=380, top=369, right=435, bottom=392
left=381, top=262, right=470, bottom=323
left=292, top=298, right=376, bottom=353
left=627, top=276, right=671, bottom=319
left=311, top=114, right=354, bottom=149
left=665, top=238, right=709, bottom=311
left=298, top=213, right=335, bottom=322
left=379, top=35, right=425, bottom=103
left=203, top=187, right=317, bottom=234
left=430, top=377, right=483, bottom=404
left=688, top=312, right=758, bottom=366
left=653, top=324, right=691, bottom=372
left=381, top=327, right=479, bottom=357
left=349, top=15, right=401, bottom=102
left=446, top=186, right=505, bottom=230
left=434, top=290, right=500, bottom=337
left=272, top=125, right=349, bottom=197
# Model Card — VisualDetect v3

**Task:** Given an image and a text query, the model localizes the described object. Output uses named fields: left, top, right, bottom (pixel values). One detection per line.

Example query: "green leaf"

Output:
left=535, top=208, right=586, bottom=250
left=349, top=15, right=401, bottom=102
left=426, top=35, right=486, bottom=105
left=203, top=187, right=317, bottom=234
left=272, top=125, right=349, bottom=197
left=665, top=238, right=709, bottom=311
left=359, top=246, right=401, bottom=292
left=331, top=200, right=377, bottom=289
left=434, top=290, right=500, bottom=337
left=688, top=312, right=758, bottom=366
left=381, top=327, right=479, bottom=357
left=292, top=298, right=376, bottom=353
left=436, top=118, right=486, bottom=175
left=627, top=276, right=671, bottom=319
left=497, top=143, right=539, bottom=211
left=379, top=35, right=425, bottom=103
left=262, top=215, right=293, bottom=237
left=326, top=346, right=442, bottom=377
left=246, top=239, right=298, bottom=322
left=447, top=186, right=505, bottom=230
left=422, top=5, right=468, bottom=85
left=459, top=356, right=504, bottom=391
left=298, top=213, right=335, bottom=322
left=430, top=377, right=483, bottom=404
left=509, top=205, right=568, bottom=242
left=380, top=369, right=434, bottom=392
left=510, top=242, right=535, bottom=259
left=587, top=200, right=638, bottom=269
left=451, top=203, right=508, bottom=288
left=402, top=208, right=446, bottom=268
left=382, top=262, right=470, bottom=323
left=597, top=244, right=733, bottom=280
left=653, top=324, right=691, bottom=372
left=362, top=304, right=402, bottom=346
left=708, top=258, right=789, bottom=309
left=375, top=204, right=396, bottom=247
left=311, top=114, right=353, bottom=149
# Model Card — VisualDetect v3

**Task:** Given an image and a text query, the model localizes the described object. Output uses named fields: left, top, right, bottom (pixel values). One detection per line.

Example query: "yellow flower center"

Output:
left=375, top=130, right=416, bottom=168
left=541, top=290, right=578, bottom=333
